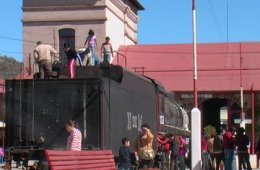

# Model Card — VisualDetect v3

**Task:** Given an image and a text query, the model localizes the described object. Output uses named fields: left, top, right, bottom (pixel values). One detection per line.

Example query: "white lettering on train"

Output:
left=127, top=112, right=142, bottom=131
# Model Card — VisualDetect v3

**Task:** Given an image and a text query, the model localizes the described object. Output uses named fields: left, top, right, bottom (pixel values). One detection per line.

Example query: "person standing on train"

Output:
left=64, top=43, right=78, bottom=78
left=101, top=36, right=114, bottom=64
left=84, top=29, right=99, bottom=66
left=34, top=41, right=57, bottom=79
left=135, top=123, right=155, bottom=169
left=65, top=120, right=82, bottom=151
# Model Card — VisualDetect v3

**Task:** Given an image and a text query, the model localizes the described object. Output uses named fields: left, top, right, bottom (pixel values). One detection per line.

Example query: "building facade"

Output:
left=22, top=0, right=144, bottom=67
left=118, top=42, right=260, bottom=151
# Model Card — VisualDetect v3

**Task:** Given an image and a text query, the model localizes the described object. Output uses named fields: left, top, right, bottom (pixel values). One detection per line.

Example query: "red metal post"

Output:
left=192, top=0, right=198, bottom=108
left=239, top=43, right=244, bottom=122
left=251, top=84, right=255, bottom=154
left=117, top=52, right=119, bottom=65
left=125, top=56, right=127, bottom=68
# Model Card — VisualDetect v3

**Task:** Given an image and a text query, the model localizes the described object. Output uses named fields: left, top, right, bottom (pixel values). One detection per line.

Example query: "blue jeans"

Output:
left=89, top=47, right=99, bottom=66
left=119, top=165, right=130, bottom=170
left=179, top=155, right=186, bottom=170
left=104, top=53, right=112, bottom=64
left=224, top=149, right=236, bottom=170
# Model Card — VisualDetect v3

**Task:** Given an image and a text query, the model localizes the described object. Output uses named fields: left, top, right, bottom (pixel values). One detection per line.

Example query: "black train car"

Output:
left=4, top=65, right=189, bottom=159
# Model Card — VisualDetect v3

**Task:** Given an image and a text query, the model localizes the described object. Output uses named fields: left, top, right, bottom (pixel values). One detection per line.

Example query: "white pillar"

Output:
left=191, top=108, right=201, bottom=169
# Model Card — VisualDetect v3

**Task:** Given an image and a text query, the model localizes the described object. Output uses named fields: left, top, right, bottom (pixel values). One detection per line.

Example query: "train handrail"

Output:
left=163, top=124, right=191, bottom=137
left=114, top=51, right=127, bottom=68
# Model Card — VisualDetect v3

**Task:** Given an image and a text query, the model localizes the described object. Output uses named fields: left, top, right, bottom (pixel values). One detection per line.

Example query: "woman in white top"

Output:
left=101, top=36, right=114, bottom=64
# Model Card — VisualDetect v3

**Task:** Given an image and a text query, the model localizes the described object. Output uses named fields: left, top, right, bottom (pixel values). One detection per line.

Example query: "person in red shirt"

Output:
left=179, top=135, right=186, bottom=170
left=157, top=133, right=171, bottom=170
left=223, top=126, right=236, bottom=170
left=201, top=135, right=209, bottom=170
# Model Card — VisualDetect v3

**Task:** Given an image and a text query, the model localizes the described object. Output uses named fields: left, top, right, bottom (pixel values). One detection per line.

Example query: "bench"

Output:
left=45, top=150, right=117, bottom=170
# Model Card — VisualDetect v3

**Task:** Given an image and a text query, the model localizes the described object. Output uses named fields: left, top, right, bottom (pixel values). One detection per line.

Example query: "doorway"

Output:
left=202, top=98, right=227, bottom=133
left=59, top=28, right=75, bottom=66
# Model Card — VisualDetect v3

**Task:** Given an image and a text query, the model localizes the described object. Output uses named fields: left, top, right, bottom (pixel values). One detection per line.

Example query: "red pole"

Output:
left=251, top=84, right=255, bottom=154
left=116, top=52, right=119, bottom=65
left=240, top=43, right=244, bottom=122
left=192, top=0, right=198, bottom=107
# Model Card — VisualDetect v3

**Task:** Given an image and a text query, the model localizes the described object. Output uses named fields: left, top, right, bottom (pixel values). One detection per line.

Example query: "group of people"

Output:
left=33, top=29, right=114, bottom=79
left=118, top=123, right=189, bottom=170
left=64, top=120, right=260, bottom=170
left=64, top=121, right=156, bottom=170
left=201, top=125, right=254, bottom=170
left=118, top=123, right=155, bottom=170
left=156, top=133, right=187, bottom=170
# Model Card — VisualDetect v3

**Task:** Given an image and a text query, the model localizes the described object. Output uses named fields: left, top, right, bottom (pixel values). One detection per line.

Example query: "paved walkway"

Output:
left=0, top=155, right=259, bottom=170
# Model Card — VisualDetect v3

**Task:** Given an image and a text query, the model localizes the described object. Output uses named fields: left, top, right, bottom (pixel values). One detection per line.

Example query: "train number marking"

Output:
left=127, top=112, right=142, bottom=131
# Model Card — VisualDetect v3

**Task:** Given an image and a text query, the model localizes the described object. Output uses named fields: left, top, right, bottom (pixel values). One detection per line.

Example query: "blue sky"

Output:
left=0, top=0, right=260, bottom=62
left=138, top=0, right=260, bottom=44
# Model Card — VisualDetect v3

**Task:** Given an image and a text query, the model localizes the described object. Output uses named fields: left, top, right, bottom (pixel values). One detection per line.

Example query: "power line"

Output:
left=0, top=35, right=35, bottom=44
left=207, top=0, right=225, bottom=41
left=0, top=49, right=23, bottom=55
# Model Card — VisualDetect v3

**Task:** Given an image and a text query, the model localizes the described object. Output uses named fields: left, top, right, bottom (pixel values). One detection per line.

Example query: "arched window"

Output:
left=59, top=28, right=75, bottom=49
left=59, top=28, right=75, bottom=65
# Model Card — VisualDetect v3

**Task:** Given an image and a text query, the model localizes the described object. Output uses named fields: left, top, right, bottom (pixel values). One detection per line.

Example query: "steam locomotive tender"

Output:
left=4, top=65, right=189, bottom=167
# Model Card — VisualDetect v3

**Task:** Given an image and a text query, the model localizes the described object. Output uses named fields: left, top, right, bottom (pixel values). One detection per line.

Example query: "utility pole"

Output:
left=239, top=43, right=245, bottom=128
left=191, top=0, right=201, bottom=169
left=192, top=0, right=198, bottom=107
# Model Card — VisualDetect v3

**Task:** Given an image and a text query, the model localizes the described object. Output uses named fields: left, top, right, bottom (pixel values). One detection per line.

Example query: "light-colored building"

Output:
left=22, top=0, right=144, bottom=67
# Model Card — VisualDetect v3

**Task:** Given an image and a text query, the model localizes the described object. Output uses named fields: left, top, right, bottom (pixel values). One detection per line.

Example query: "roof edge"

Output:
left=130, top=0, right=144, bottom=10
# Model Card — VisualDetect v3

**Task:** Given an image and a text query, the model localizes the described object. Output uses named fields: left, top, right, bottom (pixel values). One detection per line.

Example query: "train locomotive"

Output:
left=3, top=64, right=189, bottom=168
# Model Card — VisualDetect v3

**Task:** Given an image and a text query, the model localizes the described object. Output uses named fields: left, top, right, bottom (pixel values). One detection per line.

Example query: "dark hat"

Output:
left=141, top=123, right=150, bottom=129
